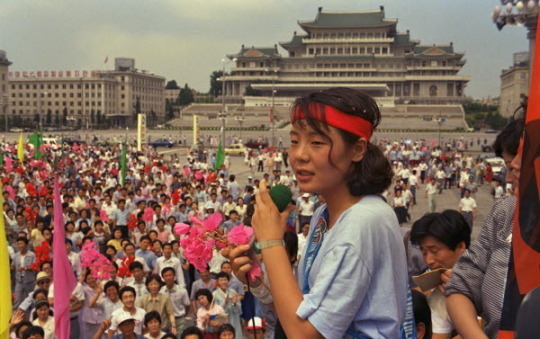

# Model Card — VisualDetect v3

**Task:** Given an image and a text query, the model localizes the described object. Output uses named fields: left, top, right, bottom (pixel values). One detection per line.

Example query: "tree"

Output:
left=34, top=113, right=40, bottom=123
left=165, top=100, right=175, bottom=120
left=150, top=109, right=158, bottom=126
left=165, top=80, right=180, bottom=90
left=54, top=113, right=60, bottom=126
left=209, top=71, right=224, bottom=97
left=62, top=107, right=68, bottom=125
left=90, top=110, right=95, bottom=124
left=96, top=110, right=102, bottom=125
left=178, top=84, right=194, bottom=106
left=244, top=85, right=262, bottom=96
left=46, top=109, right=52, bottom=125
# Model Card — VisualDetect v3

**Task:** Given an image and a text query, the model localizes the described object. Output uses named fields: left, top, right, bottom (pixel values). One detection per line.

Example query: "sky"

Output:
left=0, top=0, right=530, bottom=99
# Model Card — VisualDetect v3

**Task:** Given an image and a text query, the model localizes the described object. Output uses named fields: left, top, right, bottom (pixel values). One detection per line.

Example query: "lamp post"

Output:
left=265, top=68, right=278, bottom=147
left=492, top=1, right=539, bottom=82
left=220, top=57, right=237, bottom=147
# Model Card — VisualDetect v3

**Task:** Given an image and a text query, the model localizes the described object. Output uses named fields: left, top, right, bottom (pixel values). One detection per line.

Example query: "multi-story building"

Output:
left=8, top=58, right=165, bottom=128
left=499, top=51, right=529, bottom=118
left=0, top=50, right=11, bottom=124
left=224, top=7, right=469, bottom=107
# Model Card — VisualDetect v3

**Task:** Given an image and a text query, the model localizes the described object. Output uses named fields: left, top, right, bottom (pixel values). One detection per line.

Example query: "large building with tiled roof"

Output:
left=224, top=6, right=469, bottom=108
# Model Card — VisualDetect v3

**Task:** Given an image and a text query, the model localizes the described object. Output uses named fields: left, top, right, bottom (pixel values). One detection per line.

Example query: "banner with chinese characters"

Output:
left=8, top=70, right=99, bottom=79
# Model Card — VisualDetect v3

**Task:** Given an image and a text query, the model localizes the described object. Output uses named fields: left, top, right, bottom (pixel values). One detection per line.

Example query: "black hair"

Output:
left=119, top=286, right=136, bottom=299
left=129, top=261, right=144, bottom=271
left=104, top=280, right=120, bottom=293
left=292, top=88, right=393, bottom=196
left=410, top=210, right=471, bottom=251
left=22, top=326, right=45, bottom=339
left=181, top=326, right=204, bottom=339
left=161, top=266, right=176, bottom=277
left=217, top=323, right=236, bottom=337
left=14, top=321, right=33, bottom=338
left=145, top=274, right=164, bottom=287
left=411, top=289, right=432, bottom=339
left=284, top=231, right=299, bottom=265
left=33, top=288, right=48, bottom=299
left=493, top=118, right=525, bottom=157
left=215, top=272, right=230, bottom=281
left=16, top=237, right=29, bottom=244
left=195, top=288, right=213, bottom=303
left=143, top=310, right=162, bottom=326
left=162, top=242, right=173, bottom=250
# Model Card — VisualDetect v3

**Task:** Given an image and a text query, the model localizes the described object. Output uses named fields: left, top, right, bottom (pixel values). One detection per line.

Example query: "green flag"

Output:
left=28, top=131, right=43, bottom=159
left=0, top=151, right=3, bottom=167
left=120, top=139, right=127, bottom=186
left=214, top=141, right=225, bottom=171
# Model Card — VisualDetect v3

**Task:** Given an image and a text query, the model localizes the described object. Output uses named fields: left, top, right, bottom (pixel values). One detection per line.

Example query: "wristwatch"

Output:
left=255, top=239, right=285, bottom=251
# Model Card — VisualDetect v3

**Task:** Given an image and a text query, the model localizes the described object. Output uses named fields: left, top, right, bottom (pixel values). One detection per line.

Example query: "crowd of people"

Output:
left=3, top=87, right=526, bottom=339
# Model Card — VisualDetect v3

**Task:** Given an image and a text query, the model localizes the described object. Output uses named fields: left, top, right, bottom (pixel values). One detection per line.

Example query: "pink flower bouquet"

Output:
left=174, top=212, right=261, bottom=281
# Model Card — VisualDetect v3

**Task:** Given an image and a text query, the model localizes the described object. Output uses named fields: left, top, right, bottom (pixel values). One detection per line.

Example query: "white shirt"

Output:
left=160, top=284, right=190, bottom=317
left=426, top=183, right=438, bottom=195
left=459, top=197, right=477, bottom=212
left=155, top=256, right=185, bottom=287
left=299, top=200, right=315, bottom=217
left=297, top=233, right=308, bottom=261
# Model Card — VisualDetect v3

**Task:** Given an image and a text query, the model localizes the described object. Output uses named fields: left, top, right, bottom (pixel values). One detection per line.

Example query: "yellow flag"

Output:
left=17, top=133, right=24, bottom=163
left=0, top=183, right=12, bottom=338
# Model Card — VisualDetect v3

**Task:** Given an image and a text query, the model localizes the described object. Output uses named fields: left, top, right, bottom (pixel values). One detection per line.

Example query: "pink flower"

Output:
left=203, top=213, right=222, bottom=231
left=227, top=225, right=254, bottom=246
left=174, top=223, right=191, bottom=235
left=100, top=210, right=109, bottom=221
left=80, top=241, right=113, bottom=281
left=248, top=260, right=263, bottom=282
left=143, top=207, right=154, bottom=222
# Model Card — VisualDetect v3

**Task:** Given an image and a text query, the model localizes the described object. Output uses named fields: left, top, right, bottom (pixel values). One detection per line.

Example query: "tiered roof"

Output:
left=298, top=9, right=397, bottom=30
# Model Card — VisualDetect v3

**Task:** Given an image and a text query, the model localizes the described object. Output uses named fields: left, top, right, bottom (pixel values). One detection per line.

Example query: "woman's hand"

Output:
left=252, top=179, right=294, bottom=242
left=221, top=245, right=252, bottom=285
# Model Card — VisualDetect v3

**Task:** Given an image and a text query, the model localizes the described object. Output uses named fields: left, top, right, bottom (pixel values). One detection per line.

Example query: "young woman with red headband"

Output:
left=226, top=88, right=410, bottom=338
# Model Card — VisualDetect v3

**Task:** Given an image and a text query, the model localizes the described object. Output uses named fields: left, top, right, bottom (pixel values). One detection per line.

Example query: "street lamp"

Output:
left=220, top=57, right=237, bottom=147
left=265, top=68, right=278, bottom=147
left=492, top=1, right=539, bottom=81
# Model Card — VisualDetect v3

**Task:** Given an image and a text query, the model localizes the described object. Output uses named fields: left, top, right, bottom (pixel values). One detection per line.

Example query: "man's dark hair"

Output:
left=410, top=209, right=471, bottom=250
left=215, top=272, right=230, bottom=281
left=16, top=237, right=29, bottom=244
left=181, top=326, right=204, bottom=339
left=161, top=266, right=176, bottom=277
left=143, top=310, right=162, bottom=326
left=493, top=118, right=525, bottom=157
left=119, top=286, right=136, bottom=299
left=22, top=326, right=45, bottom=339
left=128, top=261, right=143, bottom=271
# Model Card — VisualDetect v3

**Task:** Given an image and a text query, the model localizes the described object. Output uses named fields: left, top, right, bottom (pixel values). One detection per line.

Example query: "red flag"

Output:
left=498, top=13, right=540, bottom=337
left=53, top=176, right=77, bottom=339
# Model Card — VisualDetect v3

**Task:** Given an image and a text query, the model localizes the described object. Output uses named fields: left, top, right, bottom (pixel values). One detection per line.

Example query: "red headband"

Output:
left=293, top=104, right=373, bottom=140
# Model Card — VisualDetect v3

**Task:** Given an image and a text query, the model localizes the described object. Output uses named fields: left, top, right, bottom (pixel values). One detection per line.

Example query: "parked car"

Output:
left=244, top=141, right=269, bottom=149
left=148, top=138, right=174, bottom=148
left=485, top=157, right=505, bottom=175
left=225, top=143, right=248, bottom=156
left=9, top=127, right=23, bottom=133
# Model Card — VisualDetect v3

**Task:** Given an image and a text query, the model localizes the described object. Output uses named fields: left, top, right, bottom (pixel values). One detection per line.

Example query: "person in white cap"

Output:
left=245, top=317, right=265, bottom=339
left=297, top=193, right=314, bottom=227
